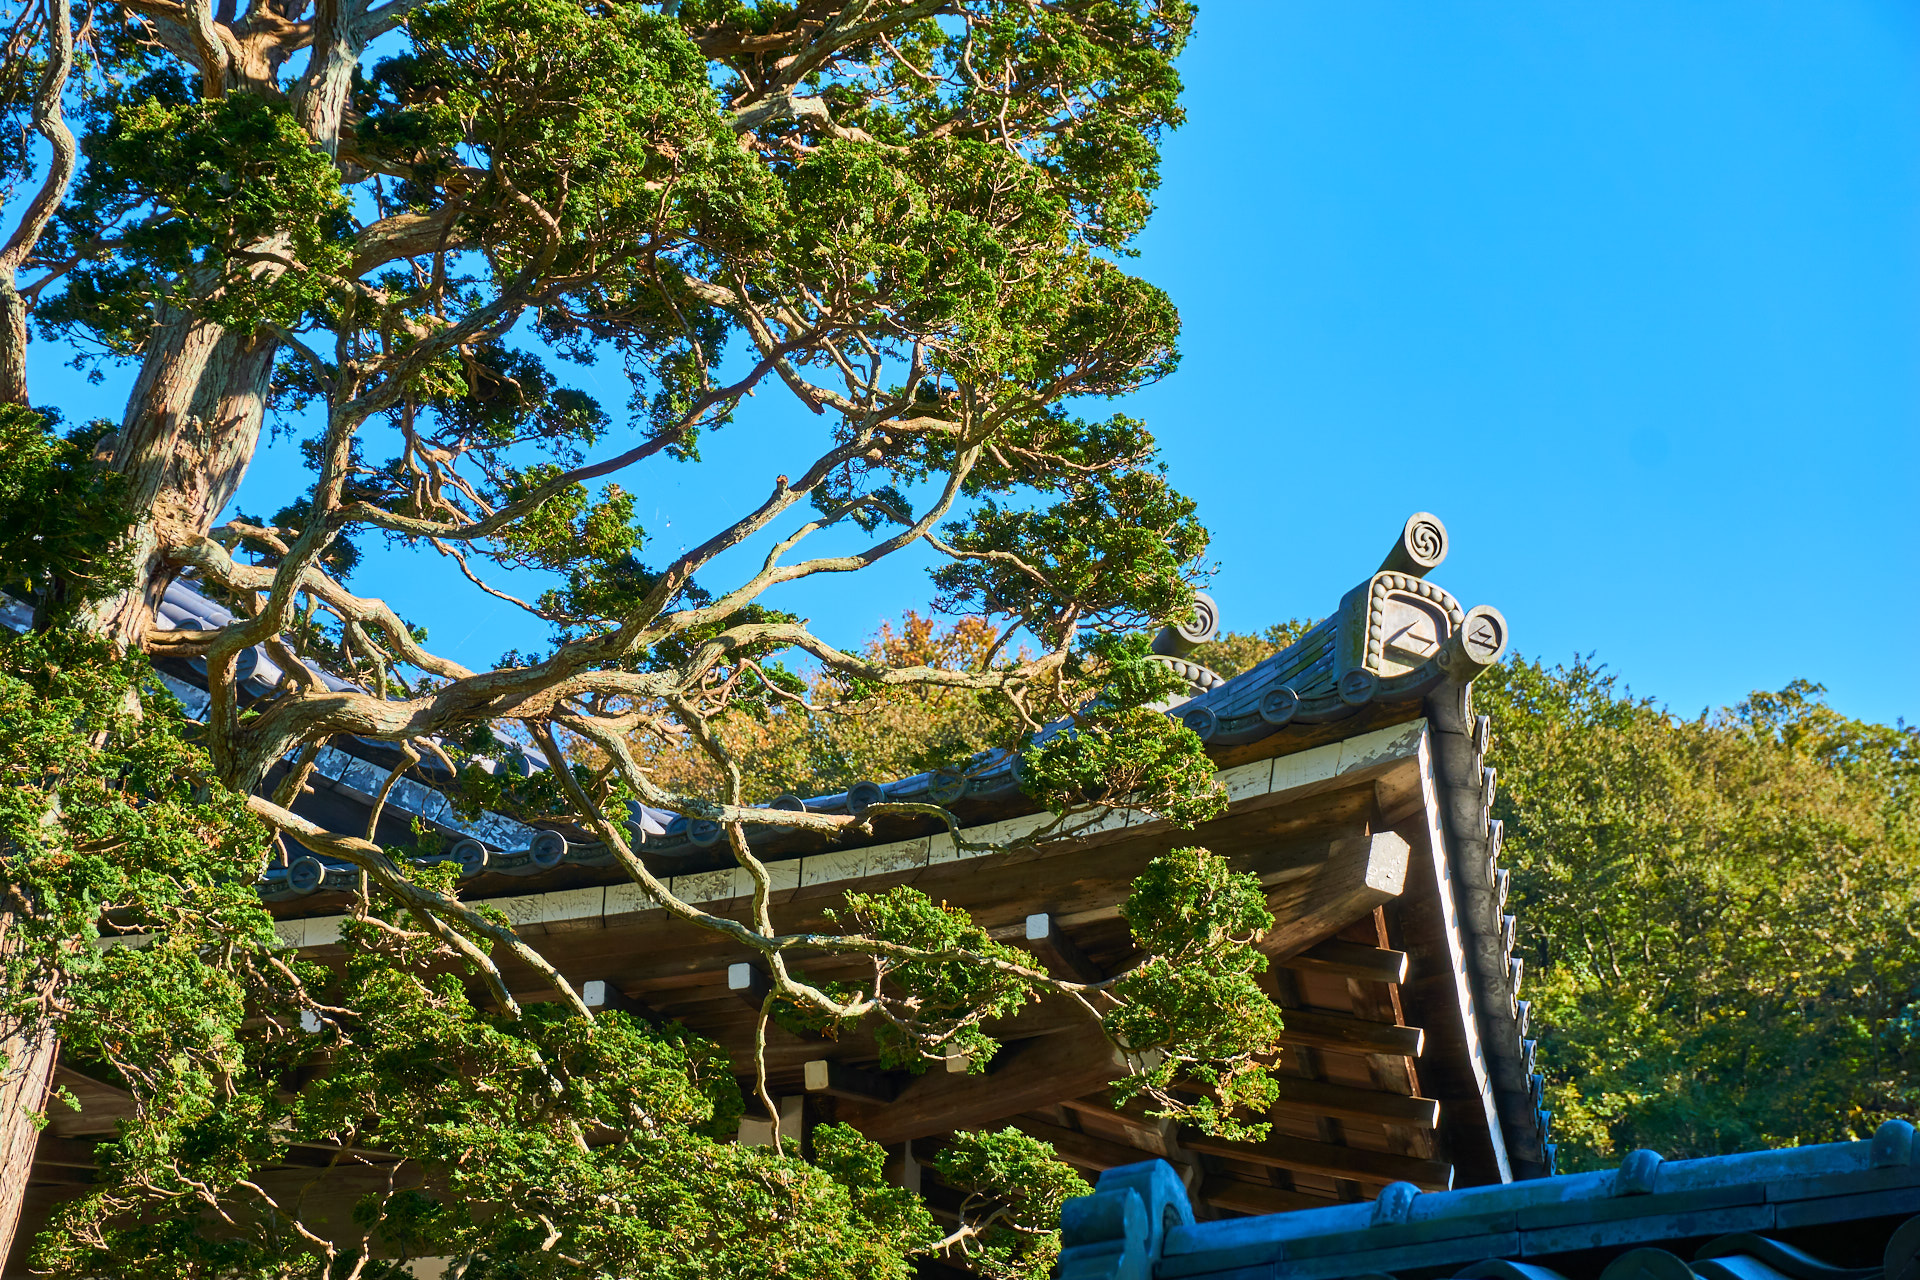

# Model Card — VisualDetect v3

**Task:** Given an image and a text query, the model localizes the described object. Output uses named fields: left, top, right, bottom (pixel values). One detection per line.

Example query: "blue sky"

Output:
left=1125, top=0, right=1919, bottom=726
left=30, top=2, right=1920, bottom=725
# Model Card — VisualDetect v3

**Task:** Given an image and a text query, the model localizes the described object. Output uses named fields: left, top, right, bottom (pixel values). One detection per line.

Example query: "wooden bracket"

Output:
left=1011, top=1116, right=1163, bottom=1172
left=834, top=1027, right=1128, bottom=1147
left=1261, top=832, right=1412, bottom=960
left=582, top=979, right=652, bottom=1020
left=727, top=961, right=770, bottom=1009
left=803, top=1059, right=900, bottom=1103
left=1025, top=912, right=1105, bottom=985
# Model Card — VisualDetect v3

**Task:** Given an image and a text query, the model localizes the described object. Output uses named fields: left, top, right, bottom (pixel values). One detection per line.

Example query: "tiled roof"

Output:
left=1059, top=1121, right=1920, bottom=1280
left=4, top=512, right=1552, bottom=1188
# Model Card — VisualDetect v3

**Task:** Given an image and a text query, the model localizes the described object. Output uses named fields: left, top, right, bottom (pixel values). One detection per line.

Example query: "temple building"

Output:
left=14, top=511, right=1916, bottom=1279
left=14, top=513, right=1549, bottom=1269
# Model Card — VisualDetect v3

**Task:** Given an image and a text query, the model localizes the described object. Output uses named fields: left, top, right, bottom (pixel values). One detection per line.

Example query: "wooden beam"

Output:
left=1059, top=1093, right=1171, bottom=1140
left=45, top=1067, right=135, bottom=1138
left=1201, top=1177, right=1338, bottom=1216
left=1270, top=1077, right=1440, bottom=1130
left=1261, top=832, right=1411, bottom=960
left=1278, top=938, right=1410, bottom=985
left=1180, top=1130, right=1453, bottom=1191
left=1024, top=913, right=1104, bottom=985
left=803, top=1059, right=899, bottom=1104
left=1276, top=1009, right=1424, bottom=1058
left=835, top=1026, right=1128, bottom=1147
left=29, top=1137, right=98, bottom=1169
left=1010, top=1117, right=1164, bottom=1172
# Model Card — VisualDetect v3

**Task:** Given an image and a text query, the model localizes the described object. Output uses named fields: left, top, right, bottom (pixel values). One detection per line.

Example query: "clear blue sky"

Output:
left=30, top=2, right=1920, bottom=725
left=1125, top=0, right=1919, bottom=727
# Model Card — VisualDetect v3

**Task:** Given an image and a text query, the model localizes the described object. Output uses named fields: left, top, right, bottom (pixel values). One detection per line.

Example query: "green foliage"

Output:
left=50, top=82, right=352, bottom=341
left=0, top=629, right=293, bottom=1269
left=1020, top=632, right=1226, bottom=827
left=44, top=963, right=949, bottom=1279
left=0, top=0, right=1253, bottom=1268
left=1105, top=848, right=1284, bottom=1139
left=0, top=632, right=1091, bottom=1280
left=929, top=1128, right=1091, bottom=1280
left=365, top=0, right=750, bottom=267
left=934, top=446, right=1206, bottom=639
left=1021, top=704, right=1224, bottom=828
left=0, top=405, right=131, bottom=614
left=831, top=887, right=1035, bottom=1074
left=1476, top=657, right=1920, bottom=1167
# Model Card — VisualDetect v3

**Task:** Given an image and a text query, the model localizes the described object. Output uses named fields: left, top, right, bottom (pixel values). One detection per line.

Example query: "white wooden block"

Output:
left=921, top=830, right=961, bottom=871
left=1025, top=912, right=1050, bottom=941
left=728, top=962, right=757, bottom=991
left=737, top=1096, right=803, bottom=1149
left=1269, top=738, right=1343, bottom=797
left=964, top=812, right=1051, bottom=851
left=605, top=880, right=667, bottom=918
left=894, top=1140, right=922, bottom=1193
left=582, top=979, right=609, bottom=1007
left=1337, top=719, right=1427, bottom=776
left=798, top=837, right=929, bottom=888
left=672, top=868, right=737, bottom=905
left=1221, top=757, right=1277, bottom=803
left=804, top=1059, right=830, bottom=1092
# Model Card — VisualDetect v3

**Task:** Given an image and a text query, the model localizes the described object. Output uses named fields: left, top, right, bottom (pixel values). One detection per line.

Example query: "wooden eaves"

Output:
left=12, top=512, right=1554, bottom=1259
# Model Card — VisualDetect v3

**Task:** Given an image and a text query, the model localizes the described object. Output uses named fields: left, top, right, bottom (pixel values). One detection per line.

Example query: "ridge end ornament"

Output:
left=1380, top=512, right=1449, bottom=578
left=1455, top=605, right=1510, bottom=672
left=1152, top=590, right=1220, bottom=658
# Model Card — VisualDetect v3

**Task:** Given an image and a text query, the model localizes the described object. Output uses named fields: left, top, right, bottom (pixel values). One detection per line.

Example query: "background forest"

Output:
left=654, top=611, right=1920, bottom=1171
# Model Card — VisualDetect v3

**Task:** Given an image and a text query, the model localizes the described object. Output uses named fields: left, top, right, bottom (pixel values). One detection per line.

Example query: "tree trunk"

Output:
left=0, top=0, right=77, bottom=410
left=78, top=312, right=279, bottom=650
left=0, top=919, right=59, bottom=1274
left=0, top=283, right=28, bottom=408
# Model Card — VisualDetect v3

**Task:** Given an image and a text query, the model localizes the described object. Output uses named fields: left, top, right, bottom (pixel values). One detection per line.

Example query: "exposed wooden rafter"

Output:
left=1279, top=938, right=1411, bottom=985
left=1179, top=1130, right=1454, bottom=1191
left=1269, top=1077, right=1440, bottom=1130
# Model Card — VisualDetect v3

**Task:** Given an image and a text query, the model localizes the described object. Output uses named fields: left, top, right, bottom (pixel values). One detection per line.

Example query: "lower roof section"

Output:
left=1060, top=1122, right=1920, bottom=1280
